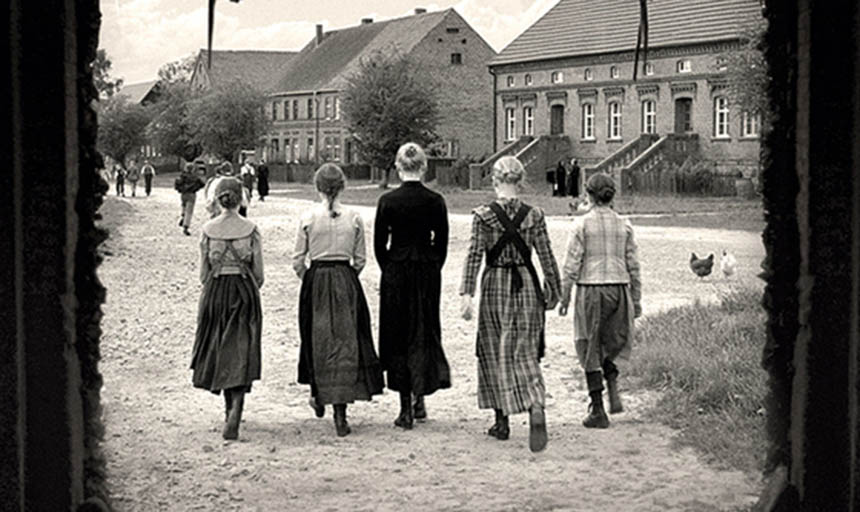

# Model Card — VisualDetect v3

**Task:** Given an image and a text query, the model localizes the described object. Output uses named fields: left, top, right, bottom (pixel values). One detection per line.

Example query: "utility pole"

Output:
left=313, top=91, right=320, bottom=166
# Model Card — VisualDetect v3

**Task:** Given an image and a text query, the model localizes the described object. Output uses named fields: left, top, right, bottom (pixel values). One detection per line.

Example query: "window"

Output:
left=716, top=56, right=728, bottom=71
left=505, top=108, right=516, bottom=141
left=307, top=137, right=315, bottom=160
left=676, top=59, right=692, bottom=73
left=610, top=66, right=619, bottom=79
left=584, top=68, right=593, bottom=81
left=446, top=27, right=460, bottom=33
left=284, top=138, right=291, bottom=161
left=551, top=71, right=563, bottom=84
left=272, top=101, right=279, bottom=121
left=307, top=98, right=314, bottom=119
left=506, top=76, right=515, bottom=87
left=714, top=96, right=730, bottom=137
left=271, top=139, right=279, bottom=159
left=292, top=139, right=299, bottom=162
left=581, top=103, right=595, bottom=139
left=334, top=98, right=340, bottom=120
left=333, top=137, right=342, bottom=161
left=293, top=100, right=299, bottom=120
left=641, top=100, right=656, bottom=134
left=523, top=106, right=534, bottom=136
left=741, top=111, right=760, bottom=137
left=608, top=101, right=622, bottom=139
left=324, top=137, right=333, bottom=160
left=284, top=101, right=290, bottom=120
left=451, top=53, right=462, bottom=65
left=644, top=62, right=654, bottom=76
left=324, top=97, right=332, bottom=119
left=524, top=74, right=533, bottom=86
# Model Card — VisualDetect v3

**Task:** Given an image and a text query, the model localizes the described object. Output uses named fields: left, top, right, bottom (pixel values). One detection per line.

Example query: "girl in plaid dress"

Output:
left=460, top=156, right=561, bottom=452
left=559, top=172, right=642, bottom=429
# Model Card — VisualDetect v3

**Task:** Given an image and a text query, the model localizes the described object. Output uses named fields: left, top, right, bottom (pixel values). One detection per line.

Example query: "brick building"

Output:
left=485, top=0, right=764, bottom=189
left=263, top=8, right=496, bottom=165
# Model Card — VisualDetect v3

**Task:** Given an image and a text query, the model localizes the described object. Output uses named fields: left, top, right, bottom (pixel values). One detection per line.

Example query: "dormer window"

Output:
left=610, top=66, right=619, bottom=79
left=551, top=71, right=563, bottom=84
left=676, top=59, right=692, bottom=73
left=524, top=74, right=533, bottom=86
left=584, top=68, right=593, bottom=81
left=506, top=76, right=515, bottom=87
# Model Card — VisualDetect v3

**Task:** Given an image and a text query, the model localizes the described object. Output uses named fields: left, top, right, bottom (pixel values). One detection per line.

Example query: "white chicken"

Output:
left=720, top=250, right=737, bottom=278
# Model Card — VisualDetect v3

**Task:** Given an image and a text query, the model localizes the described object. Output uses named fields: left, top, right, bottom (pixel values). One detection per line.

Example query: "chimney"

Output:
left=361, top=18, right=373, bottom=24
left=315, top=24, right=324, bottom=46
left=414, top=8, right=427, bottom=15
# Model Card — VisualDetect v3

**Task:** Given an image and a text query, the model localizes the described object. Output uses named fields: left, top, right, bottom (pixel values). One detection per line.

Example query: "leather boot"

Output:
left=487, top=408, right=509, bottom=440
left=308, top=395, right=325, bottom=418
left=223, top=389, right=245, bottom=440
left=606, top=377, right=624, bottom=414
left=223, top=391, right=233, bottom=422
left=412, top=394, right=427, bottom=421
left=528, top=404, right=548, bottom=452
left=582, top=391, right=610, bottom=429
left=333, top=404, right=351, bottom=437
left=394, top=391, right=413, bottom=430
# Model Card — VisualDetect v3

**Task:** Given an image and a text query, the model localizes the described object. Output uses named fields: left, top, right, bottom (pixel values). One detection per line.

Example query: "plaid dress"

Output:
left=460, top=199, right=561, bottom=415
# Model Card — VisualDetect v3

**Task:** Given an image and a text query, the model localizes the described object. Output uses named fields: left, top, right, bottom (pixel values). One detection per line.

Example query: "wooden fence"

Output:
left=624, top=167, right=739, bottom=196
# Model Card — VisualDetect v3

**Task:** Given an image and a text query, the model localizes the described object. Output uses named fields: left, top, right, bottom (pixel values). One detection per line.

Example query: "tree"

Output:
left=96, top=95, right=153, bottom=167
left=721, top=19, right=769, bottom=126
left=92, top=49, right=123, bottom=98
left=158, top=54, right=197, bottom=85
left=187, top=81, right=270, bottom=163
left=146, top=82, right=202, bottom=163
left=341, top=49, right=439, bottom=187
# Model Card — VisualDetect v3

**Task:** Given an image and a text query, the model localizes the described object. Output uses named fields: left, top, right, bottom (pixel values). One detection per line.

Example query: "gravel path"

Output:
left=99, top=185, right=763, bottom=511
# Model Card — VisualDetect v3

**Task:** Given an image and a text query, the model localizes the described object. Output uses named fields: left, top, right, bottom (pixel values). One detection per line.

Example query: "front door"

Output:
left=674, top=98, right=693, bottom=133
left=550, top=105, right=565, bottom=135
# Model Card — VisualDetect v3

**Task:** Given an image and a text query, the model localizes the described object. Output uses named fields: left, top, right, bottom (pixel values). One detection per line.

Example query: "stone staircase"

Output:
left=469, top=135, right=571, bottom=190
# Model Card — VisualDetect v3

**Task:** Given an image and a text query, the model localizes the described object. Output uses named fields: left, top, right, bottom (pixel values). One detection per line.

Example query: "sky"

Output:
left=100, top=0, right=559, bottom=86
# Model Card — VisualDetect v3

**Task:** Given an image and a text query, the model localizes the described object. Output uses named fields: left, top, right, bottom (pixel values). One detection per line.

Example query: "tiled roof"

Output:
left=491, top=0, right=763, bottom=66
left=198, top=50, right=299, bottom=91
left=271, top=9, right=451, bottom=93
left=117, top=80, right=158, bottom=104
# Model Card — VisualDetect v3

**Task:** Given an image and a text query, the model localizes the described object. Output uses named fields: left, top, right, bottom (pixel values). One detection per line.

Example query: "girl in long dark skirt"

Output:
left=191, top=177, right=264, bottom=440
left=460, top=156, right=561, bottom=453
left=559, top=172, right=642, bottom=429
left=293, top=163, right=384, bottom=437
left=374, top=143, right=451, bottom=429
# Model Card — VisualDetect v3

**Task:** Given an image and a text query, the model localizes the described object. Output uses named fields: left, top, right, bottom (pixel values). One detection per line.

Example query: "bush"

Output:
left=626, top=286, right=767, bottom=473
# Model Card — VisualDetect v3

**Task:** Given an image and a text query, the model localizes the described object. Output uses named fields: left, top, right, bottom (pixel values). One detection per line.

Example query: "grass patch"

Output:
left=625, top=285, right=767, bottom=474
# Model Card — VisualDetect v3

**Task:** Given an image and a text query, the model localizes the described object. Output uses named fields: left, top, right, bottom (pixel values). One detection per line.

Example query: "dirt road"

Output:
left=99, top=185, right=763, bottom=511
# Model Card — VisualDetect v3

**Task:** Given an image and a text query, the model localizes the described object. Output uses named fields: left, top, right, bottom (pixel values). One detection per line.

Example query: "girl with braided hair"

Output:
left=293, top=163, right=383, bottom=437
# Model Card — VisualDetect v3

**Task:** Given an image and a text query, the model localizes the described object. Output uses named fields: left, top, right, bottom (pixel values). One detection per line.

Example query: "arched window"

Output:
left=608, top=101, right=622, bottom=139
left=524, top=74, right=533, bottom=86
left=551, top=71, right=564, bottom=84
left=505, top=108, right=516, bottom=141
left=610, top=66, right=619, bottom=79
left=506, top=75, right=515, bottom=87
left=641, top=100, right=657, bottom=134
left=714, top=96, right=730, bottom=137
left=584, top=68, right=593, bottom=81
left=581, top=103, right=595, bottom=140
left=644, top=62, right=654, bottom=76
left=676, top=59, right=692, bottom=73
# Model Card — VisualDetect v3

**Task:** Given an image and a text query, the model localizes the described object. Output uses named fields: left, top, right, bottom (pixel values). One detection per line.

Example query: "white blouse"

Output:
left=292, top=204, right=366, bottom=278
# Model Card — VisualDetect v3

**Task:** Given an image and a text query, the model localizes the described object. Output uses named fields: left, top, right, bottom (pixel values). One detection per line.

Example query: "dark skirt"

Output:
left=298, top=261, right=384, bottom=404
left=257, top=176, right=269, bottom=197
left=378, top=260, right=451, bottom=395
left=573, top=284, right=634, bottom=373
left=191, top=274, right=262, bottom=394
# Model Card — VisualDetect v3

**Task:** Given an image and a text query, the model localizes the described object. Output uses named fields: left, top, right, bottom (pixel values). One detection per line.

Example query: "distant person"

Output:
left=126, top=159, right=141, bottom=197
left=174, top=162, right=206, bottom=236
left=114, top=164, right=125, bottom=197
left=374, top=142, right=451, bottom=429
left=205, top=162, right=249, bottom=218
left=241, top=160, right=255, bottom=200
left=554, top=160, right=566, bottom=197
left=558, top=172, right=642, bottom=429
left=459, top=155, right=561, bottom=453
left=141, top=159, right=156, bottom=196
left=191, top=177, right=264, bottom=441
left=292, top=163, right=384, bottom=437
left=567, top=159, right=581, bottom=197
left=256, top=159, right=270, bottom=201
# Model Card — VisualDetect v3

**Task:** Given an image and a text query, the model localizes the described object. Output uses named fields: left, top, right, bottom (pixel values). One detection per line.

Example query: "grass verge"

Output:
left=625, top=285, right=767, bottom=474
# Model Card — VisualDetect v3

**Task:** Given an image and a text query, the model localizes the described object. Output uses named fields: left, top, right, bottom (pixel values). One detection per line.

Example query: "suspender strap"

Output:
left=486, top=203, right=545, bottom=307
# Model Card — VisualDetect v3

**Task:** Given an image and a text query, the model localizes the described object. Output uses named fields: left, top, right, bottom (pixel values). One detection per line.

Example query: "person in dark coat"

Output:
left=567, top=159, right=581, bottom=197
left=554, top=160, right=567, bottom=197
left=374, top=142, right=451, bottom=429
left=141, top=159, right=156, bottom=196
left=256, top=158, right=270, bottom=201
left=174, top=162, right=206, bottom=235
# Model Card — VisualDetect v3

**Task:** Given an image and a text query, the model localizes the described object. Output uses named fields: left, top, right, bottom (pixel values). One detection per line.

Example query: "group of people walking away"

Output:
left=111, top=158, right=156, bottom=197
left=189, top=142, right=642, bottom=453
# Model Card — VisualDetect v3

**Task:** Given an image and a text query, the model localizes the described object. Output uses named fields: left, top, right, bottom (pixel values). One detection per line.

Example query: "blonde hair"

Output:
left=492, top=156, right=526, bottom=185
left=395, top=142, right=427, bottom=175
